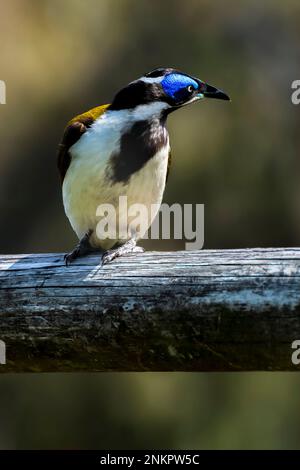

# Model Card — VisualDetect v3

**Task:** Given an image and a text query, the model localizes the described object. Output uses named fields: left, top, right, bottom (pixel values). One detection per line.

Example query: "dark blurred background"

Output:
left=1, top=0, right=300, bottom=449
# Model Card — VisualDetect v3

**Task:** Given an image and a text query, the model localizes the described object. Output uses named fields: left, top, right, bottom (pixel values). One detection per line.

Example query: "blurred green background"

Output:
left=1, top=0, right=300, bottom=449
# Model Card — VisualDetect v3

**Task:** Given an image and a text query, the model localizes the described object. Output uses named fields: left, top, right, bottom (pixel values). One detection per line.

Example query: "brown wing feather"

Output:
left=166, top=149, right=172, bottom=183
left=57, top=121, right=88, bottom=182
left=57, top=104, right=110, bottom=183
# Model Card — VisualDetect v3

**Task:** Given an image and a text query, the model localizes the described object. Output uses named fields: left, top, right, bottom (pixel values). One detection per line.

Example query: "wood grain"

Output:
left=1, top=248, right=300, bottom=372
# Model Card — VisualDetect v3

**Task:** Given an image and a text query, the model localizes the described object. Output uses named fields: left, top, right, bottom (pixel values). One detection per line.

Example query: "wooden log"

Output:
left=0, top=248, right=300, bottom=372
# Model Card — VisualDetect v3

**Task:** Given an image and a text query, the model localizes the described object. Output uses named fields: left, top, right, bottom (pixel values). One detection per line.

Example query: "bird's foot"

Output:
left=64, top=229, right=93, bottom=266
left=102, top=239, right=144, bottom=265
left=64, top=248, right=80, bottom=266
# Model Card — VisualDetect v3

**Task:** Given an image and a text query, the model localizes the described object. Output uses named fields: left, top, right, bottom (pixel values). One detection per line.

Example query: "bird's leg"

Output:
left=64, top=229, right=94, bottom=265
left=102, top=239, right=144, bottom=265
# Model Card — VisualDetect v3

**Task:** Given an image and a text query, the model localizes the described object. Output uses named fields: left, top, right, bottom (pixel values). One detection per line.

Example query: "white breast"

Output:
left=62, top=107, right=170, bottom=249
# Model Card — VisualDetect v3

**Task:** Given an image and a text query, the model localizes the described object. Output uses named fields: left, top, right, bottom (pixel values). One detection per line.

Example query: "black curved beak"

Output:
left=198, top=81, right=230, bottom=101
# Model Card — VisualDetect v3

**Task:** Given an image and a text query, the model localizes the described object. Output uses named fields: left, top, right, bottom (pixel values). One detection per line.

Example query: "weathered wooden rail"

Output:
left=1, top=248, right=300, bottom=372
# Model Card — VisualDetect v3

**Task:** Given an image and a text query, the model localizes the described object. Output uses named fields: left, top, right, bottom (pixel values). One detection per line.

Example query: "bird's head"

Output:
left=109, top=67, right=230, bottom=115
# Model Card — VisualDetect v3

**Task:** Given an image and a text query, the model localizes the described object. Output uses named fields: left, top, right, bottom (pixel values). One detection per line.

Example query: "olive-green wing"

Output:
left=57, top=104, right=110, bottom=183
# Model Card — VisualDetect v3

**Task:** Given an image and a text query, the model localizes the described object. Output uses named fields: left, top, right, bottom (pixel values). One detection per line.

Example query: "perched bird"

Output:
left=58, top=67, right=229, bottom=265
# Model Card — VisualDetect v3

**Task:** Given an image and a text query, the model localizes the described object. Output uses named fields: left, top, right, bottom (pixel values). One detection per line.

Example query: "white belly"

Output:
left=63, top=144, right=169, bottom=250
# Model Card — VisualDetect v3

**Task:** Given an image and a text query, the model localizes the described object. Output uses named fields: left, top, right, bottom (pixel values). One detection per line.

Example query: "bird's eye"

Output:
left=187, top=85, right=194, bottom=93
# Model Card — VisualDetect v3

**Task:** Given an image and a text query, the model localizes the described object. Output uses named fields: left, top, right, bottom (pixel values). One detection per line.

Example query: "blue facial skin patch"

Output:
left=161, top=73, right=200, bottom=100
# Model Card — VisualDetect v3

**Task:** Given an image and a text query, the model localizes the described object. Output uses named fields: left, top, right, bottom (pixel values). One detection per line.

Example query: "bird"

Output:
left=57, top=67, right=230, bottom=265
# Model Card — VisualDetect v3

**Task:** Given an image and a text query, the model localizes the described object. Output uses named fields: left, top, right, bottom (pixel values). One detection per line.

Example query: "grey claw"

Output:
left=101, top=251, right=115, bottom=265
left=133, top=247, right=145, bottom=253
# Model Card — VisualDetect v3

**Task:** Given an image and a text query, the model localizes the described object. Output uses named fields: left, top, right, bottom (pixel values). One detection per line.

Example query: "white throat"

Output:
left=130, top=101, right=170, bottom=120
